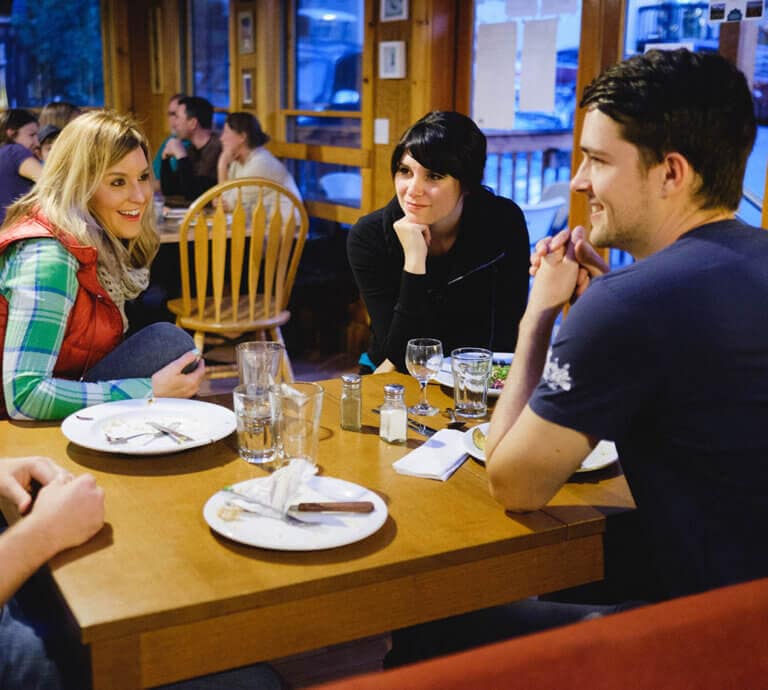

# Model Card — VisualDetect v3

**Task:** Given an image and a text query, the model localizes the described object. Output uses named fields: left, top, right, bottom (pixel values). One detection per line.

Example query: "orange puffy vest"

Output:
left=0, top=213, right=123, bottom=416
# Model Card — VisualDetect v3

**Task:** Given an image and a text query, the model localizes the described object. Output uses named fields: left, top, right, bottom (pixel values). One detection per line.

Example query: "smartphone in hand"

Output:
left=181, top=357, right=201, bottom=375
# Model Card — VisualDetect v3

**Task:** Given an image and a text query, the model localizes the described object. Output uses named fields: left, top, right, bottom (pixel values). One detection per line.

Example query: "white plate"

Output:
left=462, top=423, right=618, bottom=473
left=435, top=352, right=513, bottom=398
left=203, top=476, right=388, bottom=551
left=61, top=398, right=236, bottom=455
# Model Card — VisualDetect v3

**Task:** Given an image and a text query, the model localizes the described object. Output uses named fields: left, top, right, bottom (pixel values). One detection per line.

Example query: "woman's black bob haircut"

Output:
left=390, top=111, right=487, bottom=193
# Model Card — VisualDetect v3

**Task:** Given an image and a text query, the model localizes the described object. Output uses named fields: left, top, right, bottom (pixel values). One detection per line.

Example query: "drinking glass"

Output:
left=405, top=338, right=443, bottom=416
left=233, top=384, right=280, bottom=465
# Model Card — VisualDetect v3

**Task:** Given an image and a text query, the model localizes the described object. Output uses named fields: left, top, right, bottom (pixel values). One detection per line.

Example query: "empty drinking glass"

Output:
left=405, top=338, right=443, bottom=416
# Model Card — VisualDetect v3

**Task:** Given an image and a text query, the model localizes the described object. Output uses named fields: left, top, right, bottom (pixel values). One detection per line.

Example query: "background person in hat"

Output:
left=36, top=124, right=61, bottom=163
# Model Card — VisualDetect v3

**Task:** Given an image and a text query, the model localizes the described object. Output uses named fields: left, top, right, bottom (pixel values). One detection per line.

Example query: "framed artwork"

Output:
left=379, top=41, right=406, bottom=79
left=380, top=0, right=409, bottom=22
left=238, top=10, right=254, bottom=54
left=241, top=70, right=254, bottom=106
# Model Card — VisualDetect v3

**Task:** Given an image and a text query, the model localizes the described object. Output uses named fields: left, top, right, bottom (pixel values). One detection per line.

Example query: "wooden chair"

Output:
left=166, top=177, right=309, bottom=381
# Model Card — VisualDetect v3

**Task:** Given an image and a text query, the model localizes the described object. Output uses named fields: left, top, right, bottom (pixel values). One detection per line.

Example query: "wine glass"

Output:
left=405, top=338, right=444, bottom=416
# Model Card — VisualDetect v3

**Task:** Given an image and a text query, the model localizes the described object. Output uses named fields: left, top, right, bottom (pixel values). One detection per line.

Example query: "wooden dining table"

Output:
left=0, top=373, right=635, bottom=689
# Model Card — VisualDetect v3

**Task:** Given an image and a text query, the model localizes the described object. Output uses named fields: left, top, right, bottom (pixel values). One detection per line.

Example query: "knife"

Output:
left=222, top=487, right=374, bottom=513
left=146, top=421, right=195, bottom=444
left=371, top=409, right=437, bottom=437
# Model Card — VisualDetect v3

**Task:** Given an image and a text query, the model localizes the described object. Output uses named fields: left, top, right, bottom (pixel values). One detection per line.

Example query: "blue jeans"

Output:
left=0, top=596, right=63, bottom=690
left=83, top=322, right=196, bottom=381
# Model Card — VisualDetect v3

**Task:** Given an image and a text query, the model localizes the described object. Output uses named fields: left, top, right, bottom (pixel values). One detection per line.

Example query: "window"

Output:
left=471, top=1, right=581, bottom=204
left=286, top=0, right=364, bottom=210
left=0, top=0, right=103, bottom=108
left=189, top=0, right=229, bottom=108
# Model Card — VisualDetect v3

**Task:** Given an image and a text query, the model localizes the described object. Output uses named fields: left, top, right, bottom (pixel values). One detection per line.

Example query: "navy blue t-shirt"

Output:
left=530, top=219, right=768, bottom=600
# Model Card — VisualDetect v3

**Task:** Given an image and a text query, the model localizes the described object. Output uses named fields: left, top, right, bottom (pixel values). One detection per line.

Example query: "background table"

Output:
left=0, top=373, right=634, bottom=689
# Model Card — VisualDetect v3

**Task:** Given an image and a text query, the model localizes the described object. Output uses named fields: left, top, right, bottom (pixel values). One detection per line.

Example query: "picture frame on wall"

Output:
left=378, top=41, right=406, bottom=79
left=241, top=70, right=254, bottom=106
left=380, top=0, right=408, bottom=22
left=238, top=10, right=254, bottom=54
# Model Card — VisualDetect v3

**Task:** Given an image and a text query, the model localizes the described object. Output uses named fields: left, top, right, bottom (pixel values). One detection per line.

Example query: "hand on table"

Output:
left=0, top=456, right=66, bottom=515
left=26, top=474, right=105, bottom=554
left=151, top=349, right=206, bottom=399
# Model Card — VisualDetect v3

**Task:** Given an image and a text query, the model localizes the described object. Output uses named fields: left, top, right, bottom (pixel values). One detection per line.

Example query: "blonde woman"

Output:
left=0, top=110, right=204, bottom=420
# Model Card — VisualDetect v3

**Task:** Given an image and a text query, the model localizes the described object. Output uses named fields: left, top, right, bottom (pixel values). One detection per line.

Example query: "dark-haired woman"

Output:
left=0, top=109, right=43, bottom=224
left=217, top=112, right=301, bottom=212
left=347, top=111, right=530, bottom=373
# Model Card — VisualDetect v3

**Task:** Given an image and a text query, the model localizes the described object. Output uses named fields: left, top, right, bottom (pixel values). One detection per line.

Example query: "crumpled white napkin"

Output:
left=237, top=458, right=319, bottom=514
left=392, top=429, right=468, bottom=481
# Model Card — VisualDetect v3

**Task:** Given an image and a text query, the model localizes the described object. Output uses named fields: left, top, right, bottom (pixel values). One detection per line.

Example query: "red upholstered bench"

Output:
left=307, top=578, right=768, bottom=690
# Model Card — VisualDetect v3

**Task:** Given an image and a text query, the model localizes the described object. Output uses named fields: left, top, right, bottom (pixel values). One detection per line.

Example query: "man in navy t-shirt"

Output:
left=486, top=49, right=766, bottom=601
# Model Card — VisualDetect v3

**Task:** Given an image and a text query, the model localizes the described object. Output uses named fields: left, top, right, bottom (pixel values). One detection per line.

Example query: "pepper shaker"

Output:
left=340, top=373, right=362, bottom=431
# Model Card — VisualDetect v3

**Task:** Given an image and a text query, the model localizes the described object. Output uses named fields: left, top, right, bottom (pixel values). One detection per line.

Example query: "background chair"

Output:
left=519, top=195, right=568, bottom=248
left=166, top=177, right=309, bottom=381
left=540, top=181, right=571, bottom=232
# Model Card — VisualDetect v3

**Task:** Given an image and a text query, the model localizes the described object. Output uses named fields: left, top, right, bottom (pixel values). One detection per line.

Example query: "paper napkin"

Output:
left=392, top=428, right=468, bottom=481
left=237, top=458, right=319, bottom=513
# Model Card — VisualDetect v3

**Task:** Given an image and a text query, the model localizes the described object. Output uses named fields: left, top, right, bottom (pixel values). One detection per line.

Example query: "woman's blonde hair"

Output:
left=4, top=109, right=158, bottom=268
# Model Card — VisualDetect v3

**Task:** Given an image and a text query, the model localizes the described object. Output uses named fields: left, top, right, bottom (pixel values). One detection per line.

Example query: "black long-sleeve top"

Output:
left=347, top=188, right=530, bottom=372
left=160, top=133, right=222, bottom=201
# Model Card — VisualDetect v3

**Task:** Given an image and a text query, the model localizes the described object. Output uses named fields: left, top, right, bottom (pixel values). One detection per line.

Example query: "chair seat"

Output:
left=167, top=295, right=290, bottom=333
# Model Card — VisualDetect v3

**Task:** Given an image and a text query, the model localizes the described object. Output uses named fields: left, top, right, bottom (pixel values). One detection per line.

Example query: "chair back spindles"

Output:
left=169, top=177, right=309, bottom=381
left=210, top=201, right=228, bottom=323
left=229, top=189, right=247, bottom=322
left=248, top=191, right=266, bottom=322
left=193, top=213, right=208, bottom=319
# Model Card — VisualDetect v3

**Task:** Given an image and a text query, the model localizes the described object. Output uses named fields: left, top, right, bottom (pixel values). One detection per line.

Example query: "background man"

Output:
left=152, top=93, right=190, bottom=191
left=487, top=49, right=766, bottom=602
left=160, top=95, right=221, bottom=201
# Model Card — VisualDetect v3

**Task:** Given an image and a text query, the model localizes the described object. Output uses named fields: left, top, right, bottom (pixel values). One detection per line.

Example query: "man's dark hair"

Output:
left=581, top=49, right=756, bottom=211
left=391, top=111, right=487, bottom=193
left=179, top=96, right=214, bottom=130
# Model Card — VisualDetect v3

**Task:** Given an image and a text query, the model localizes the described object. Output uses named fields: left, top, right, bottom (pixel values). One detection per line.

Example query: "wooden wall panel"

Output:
left=568, top=0, right=626, bottom=234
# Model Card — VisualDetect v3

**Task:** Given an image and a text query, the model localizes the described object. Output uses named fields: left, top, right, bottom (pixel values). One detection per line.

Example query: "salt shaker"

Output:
left=379, top=383, right=407, bottom=444
left=340, top=373, right=362, bottom=431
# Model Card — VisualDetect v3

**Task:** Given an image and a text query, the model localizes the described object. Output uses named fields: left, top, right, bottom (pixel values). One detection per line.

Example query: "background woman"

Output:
left=347, top=111, right=530, bottom=373
left=0, top=110, right=204, bottom=420
left=0, top=109, right=43, bottom=224
left=217, top=111, right=302, bottom=213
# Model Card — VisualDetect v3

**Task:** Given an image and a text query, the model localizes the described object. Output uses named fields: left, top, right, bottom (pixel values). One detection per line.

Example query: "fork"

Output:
left=104, top=430, right=161, bottom=444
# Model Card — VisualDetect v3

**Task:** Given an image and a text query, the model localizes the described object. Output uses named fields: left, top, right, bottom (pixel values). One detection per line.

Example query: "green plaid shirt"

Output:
left=1, top=238, right=151, bottom=420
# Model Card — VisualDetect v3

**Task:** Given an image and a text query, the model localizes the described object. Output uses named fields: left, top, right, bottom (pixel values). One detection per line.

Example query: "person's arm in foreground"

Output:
left=0, top=456, right=104, bottom=606
left=3, top=240, right=204, bottom=420
left=485, top=228, right=605, bottom=511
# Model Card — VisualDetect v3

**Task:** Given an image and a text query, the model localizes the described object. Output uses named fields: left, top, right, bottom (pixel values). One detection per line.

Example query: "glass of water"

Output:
left=405, top=338, right=443, bottom=416
left=232, top=384, right=280, bottom=466
left=450, top=348, right=493, bottom=418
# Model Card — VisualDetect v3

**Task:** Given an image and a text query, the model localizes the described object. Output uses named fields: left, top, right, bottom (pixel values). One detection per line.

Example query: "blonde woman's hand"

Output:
left=151, top=350, right=206, bottom=399
left=393, top=217, right=430, bottom=274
